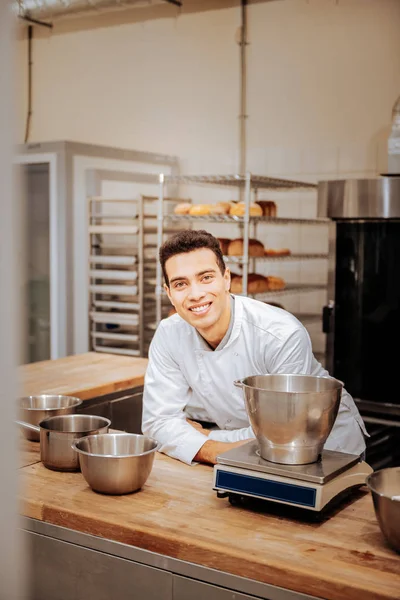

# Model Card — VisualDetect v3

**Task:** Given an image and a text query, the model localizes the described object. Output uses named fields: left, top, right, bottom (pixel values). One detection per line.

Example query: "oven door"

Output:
left=328, top=220, right=400, bottom=468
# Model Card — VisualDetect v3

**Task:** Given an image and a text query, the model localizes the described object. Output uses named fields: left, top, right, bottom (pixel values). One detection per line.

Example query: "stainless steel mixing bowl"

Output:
left=18, top=395, right=83, bottom=442
left=72, top=433, right=159, bottom=495
left=366, top=468, right=400, bottom=553
left=234, top=374, right=343, bottom=465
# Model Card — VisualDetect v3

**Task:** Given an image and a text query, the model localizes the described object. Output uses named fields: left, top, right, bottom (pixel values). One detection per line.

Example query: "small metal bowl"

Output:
left=366, top=467, right=400, bottom=553
left=18, top=395, right=83, bottom=442
left=72, top=433, right=159, bottom=495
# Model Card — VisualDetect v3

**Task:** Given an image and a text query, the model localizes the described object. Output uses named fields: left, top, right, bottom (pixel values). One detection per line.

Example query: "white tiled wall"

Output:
left=15, top=0, right=400, bottom=364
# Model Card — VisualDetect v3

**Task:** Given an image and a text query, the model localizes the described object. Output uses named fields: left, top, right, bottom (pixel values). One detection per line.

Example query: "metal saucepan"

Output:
left=17, top=395, right=83, bottom=442
left=17, top=414, right=111, bottom=471
left=366, top=468, right=400, bottom=553
left=72, top=433, right=159, bottom=495
left=234, top=374, right=342, bottom=465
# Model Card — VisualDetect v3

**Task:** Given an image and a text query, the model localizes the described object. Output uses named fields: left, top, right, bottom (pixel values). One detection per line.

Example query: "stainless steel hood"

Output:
left=317, top=177, right=400, bottom=220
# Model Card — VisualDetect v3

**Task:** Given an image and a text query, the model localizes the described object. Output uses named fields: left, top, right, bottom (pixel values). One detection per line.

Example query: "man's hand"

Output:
left=194, top=439, right=253, bottom=466
left=186, top=419, right=210, bottom=436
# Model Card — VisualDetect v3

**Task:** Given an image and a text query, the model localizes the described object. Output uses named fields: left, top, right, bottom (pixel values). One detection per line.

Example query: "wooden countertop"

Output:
left=19, top=352, right=148, bottom=400
left=19, top=438, right=41, bottom=469
left=19, top=447, right=400, bottom=600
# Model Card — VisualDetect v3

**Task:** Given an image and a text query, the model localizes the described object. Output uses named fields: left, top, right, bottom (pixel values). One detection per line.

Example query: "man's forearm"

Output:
left=194, top=439, right=251, bottom=465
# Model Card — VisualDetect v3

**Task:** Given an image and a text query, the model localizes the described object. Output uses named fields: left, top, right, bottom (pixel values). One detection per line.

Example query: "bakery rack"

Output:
left=155, top=172, right=328, bottom=329
left=88, top=196, right=144, bottom=357
left=88, top=193, right=189, bottom=357
left=140, top=194, right=193, bottom=347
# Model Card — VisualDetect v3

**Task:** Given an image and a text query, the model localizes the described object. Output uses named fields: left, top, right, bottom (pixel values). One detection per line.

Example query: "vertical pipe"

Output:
left=24, top=25, right=33, bottom=144
left=88, top=196, right=93, bottom=350
left=242, top=172, right=251, bottom=296
left=155, top=173, right=165, bottom=325
left=252, top=218, right=258, bottom=275
left=137, top=196, right=144, bottom=356
left=239, top=0, right=248, bottom=176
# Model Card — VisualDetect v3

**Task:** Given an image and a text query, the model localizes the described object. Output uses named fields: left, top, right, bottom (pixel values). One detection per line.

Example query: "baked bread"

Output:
left=227, top=238, right=265, bottom=257
left=264, top=248, right=291, bottom=257
left=217, top=238, right=231, bottom=255
left=265, top=301, right=285, bottom=310
left=174, top=202, right=192, bottom=215
left=267, top=276, right=286, bottom=290
left=230, top=273, right=270, bottom=294
left=229, top=202, right=263, bottom=217
left=209, top=202, right=232, bottom=215
left=189, top=204, right=211, bottom=216
left=256, top=201, right=277, bottom=217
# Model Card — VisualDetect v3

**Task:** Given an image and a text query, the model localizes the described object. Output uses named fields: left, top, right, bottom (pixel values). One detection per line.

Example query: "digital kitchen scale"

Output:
left=213, top=440, right=373, bottom=517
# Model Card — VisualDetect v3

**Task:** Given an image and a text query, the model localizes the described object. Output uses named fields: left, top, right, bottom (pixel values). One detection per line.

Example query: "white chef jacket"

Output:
left=142, top=295, right=368, bottom=465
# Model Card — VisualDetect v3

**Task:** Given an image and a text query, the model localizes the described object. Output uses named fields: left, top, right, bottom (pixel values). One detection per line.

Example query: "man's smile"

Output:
left=188, top=302, right=212, bottom=315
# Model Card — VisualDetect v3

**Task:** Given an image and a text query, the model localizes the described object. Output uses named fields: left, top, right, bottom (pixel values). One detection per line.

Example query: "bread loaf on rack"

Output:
left=264, top=248, right=291, bottom=257
left=267, top=276, right=286, bottom=290
left=217, top=238, right=231, bottom=255
left=174, top=202, right=192, bottom=215
left=230, top=273, right=270, bottom=294
left=229, top=202, right=263, bottom=217
left=255, top=201, right=277, bottom=217
left=227, top=238, right=265, bottom=257
left=209, top=202, right=232, bottom=215
left=265, top=301, right=285, bottom=310
left=189, top=204, right=211, bottom=216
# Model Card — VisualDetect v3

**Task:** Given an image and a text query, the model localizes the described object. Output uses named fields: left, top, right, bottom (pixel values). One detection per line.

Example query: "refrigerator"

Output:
left=16, top=140, right=179, bottom=362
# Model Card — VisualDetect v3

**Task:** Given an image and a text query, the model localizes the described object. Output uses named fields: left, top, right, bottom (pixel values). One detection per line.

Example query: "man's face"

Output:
left=164, top=248, right=231, bottom=331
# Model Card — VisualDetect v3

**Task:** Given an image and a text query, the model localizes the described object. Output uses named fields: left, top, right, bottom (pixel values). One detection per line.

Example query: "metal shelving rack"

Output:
left=88, top=196, right=145, bottom=357
left=140, top=194, right=193, bottom=350
left=155, top=172, right=329, bottom=331
left=88, top=193, right=191, bottom=357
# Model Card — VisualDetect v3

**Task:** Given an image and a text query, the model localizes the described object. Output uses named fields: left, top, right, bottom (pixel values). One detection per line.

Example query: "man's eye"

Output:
left=202, top=275, right=213, bottom=282
left=174, top=282, right=185, bottom=289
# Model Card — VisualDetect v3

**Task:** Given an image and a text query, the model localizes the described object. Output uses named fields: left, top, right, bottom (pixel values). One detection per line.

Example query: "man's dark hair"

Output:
left=160, top=229, right=226, bottom=286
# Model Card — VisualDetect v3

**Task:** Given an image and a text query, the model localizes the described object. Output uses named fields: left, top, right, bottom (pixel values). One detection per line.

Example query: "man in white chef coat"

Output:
left=142, top=230, right=368, bottom=466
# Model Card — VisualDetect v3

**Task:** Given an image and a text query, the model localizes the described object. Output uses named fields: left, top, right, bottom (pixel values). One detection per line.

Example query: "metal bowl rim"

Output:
left=18, top=395, right=83, bottom=409
left=239, top=373, right=343, bottom=393
left=71, top=433, right=160, bottom=459
left=366, top=467, right=400, bottom=498
left=38, top=414, right=112, bottom=432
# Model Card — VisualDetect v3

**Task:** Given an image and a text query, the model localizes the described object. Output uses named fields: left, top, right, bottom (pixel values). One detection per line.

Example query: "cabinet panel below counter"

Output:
left=24, top=529, right=173, bottom=600
left=78, top=386, right=144, bottom=434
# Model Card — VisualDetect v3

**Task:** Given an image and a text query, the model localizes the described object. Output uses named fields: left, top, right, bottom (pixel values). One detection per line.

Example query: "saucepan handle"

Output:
left=16, top=420, right=40, bottom=434
left=233, top=379, right=243, bottom=388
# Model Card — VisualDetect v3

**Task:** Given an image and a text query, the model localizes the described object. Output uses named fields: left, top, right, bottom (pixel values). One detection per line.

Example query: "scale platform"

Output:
left=213, top=440, right=373, bottom=517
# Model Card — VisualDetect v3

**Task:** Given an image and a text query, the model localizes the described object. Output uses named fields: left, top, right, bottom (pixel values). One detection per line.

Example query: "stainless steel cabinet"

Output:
left=24, top=531, right=173, bottom=600
left=78, top=387, right=143, bottom=433
left=110, top=392, right=143, bottom=434
left=22, top=519, right=320, bottom=600
left=173, top=575, right=265, bottom=600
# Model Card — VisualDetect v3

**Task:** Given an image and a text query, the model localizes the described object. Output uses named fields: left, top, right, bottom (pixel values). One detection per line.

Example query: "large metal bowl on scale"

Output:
left=234, top=374, right=343, bottom=465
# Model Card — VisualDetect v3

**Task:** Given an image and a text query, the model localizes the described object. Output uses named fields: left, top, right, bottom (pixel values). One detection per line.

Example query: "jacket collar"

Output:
left=192, top=294, right=243, bottom=352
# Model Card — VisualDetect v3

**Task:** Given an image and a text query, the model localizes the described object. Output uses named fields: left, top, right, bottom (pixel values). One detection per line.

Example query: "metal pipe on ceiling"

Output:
left=16, top=0, right=181, bottom=21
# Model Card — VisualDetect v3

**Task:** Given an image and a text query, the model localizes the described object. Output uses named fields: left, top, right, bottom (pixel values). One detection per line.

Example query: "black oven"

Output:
left=318, top=177, right=400, bottom=469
